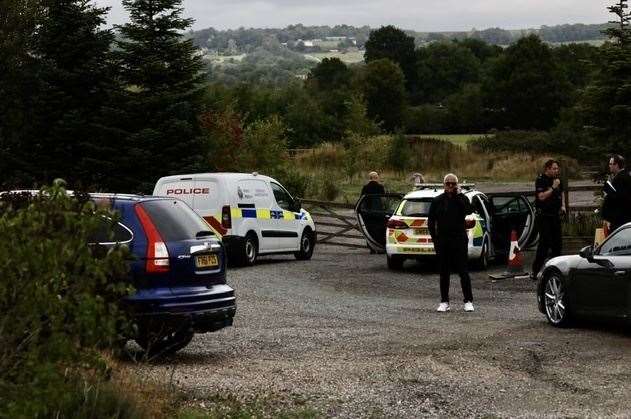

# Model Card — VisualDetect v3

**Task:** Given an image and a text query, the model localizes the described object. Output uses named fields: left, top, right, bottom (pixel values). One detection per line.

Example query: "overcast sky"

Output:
left=94, top=0, right=611, bottom=32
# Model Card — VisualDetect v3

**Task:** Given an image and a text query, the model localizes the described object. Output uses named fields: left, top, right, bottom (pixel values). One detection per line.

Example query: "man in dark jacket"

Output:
left=428, top=173, right=474, bottom=312
left=602, top=154, right=631, bottom=233
left=532, top=159, right=565, bottom=279
left=361, top=171, right=385, bottom=196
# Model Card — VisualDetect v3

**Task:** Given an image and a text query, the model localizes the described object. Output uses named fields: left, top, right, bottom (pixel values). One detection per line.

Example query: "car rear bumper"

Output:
left=386, top=243, right=482, bottom=259
left=124, top=284, right=236, bottom=333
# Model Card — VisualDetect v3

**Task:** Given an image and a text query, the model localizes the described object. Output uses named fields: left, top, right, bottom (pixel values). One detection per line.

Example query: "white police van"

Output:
left=153, top=173, right=316, bottom=266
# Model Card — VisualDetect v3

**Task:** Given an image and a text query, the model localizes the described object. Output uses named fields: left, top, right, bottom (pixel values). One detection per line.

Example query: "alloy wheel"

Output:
left=544, top=274, right=566, bottom=325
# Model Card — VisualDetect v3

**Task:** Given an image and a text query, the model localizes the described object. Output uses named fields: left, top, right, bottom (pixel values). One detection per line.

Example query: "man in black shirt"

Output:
left=532, top=159, right=565, bottom=278
left=360, top=171, right=386, bottom=253
left=602, top=154, right=631, bottom=232
left=428, top=174, right=475, bottom=312
left=361, top=171, right=386, bottom=196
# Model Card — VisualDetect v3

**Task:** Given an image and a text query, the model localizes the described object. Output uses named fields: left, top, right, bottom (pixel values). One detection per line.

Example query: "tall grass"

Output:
left=294, top=136, right=581, bottom=179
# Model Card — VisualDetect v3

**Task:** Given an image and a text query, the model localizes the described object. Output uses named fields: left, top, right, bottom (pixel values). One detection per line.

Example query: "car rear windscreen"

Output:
left=399, top=199, right=433, bottom=217
left=141, top=199, right=212, bottom=241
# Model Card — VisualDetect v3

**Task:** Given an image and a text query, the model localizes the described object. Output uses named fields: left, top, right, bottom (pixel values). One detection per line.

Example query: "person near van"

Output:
left=428, top=173, right=475, bottom=312
left=532, top=159, right=565, bottom=279
left=602, top=154, right=631, bottom=233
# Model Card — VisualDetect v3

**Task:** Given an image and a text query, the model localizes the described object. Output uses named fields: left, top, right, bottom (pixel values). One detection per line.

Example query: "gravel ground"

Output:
left=134, top=246, right=631, bottom=418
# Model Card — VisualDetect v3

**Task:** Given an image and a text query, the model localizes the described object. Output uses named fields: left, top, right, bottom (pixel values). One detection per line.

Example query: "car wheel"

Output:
left=387, top=255, right=404, bottom=270
left=242, top=233, right=258, bottom=266
left=474, top=240, right=489, bottom=271
left=543, top=272, right=572, bottom=327
left=135, top=324, right=194, bottom=358
left=294, top=229, right=315, bottom=260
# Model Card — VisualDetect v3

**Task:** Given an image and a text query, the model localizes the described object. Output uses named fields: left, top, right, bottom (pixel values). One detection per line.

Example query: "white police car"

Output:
left=355, top=184, right=536, bottom=270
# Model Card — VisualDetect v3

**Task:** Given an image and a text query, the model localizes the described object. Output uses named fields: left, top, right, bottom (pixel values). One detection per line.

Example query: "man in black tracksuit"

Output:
left=602, top=154, right=631, bottom=233
left=532, top=159, right=565, bottom=278
left=428, top=174, right=475, bottom=312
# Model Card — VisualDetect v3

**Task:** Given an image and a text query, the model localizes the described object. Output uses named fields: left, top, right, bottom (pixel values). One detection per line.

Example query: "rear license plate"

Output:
left=402, top=247, right=434, bottom=254
left=414, top=228, right=429, bottom=235
left=195, top=254, right=219, bottom=268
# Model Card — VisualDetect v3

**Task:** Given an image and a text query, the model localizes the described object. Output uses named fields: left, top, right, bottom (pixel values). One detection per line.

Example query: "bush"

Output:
left=468, top=130, right=555, bottom=154
left=267, top=166, right=312, bottom=199
left=387, top=132, right=411, bottom=172
left=0, top=181, right=134, bottom=418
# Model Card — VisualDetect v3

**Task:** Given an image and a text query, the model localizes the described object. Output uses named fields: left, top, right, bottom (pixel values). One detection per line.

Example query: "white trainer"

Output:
left=464, top=302, right=475, bottom=312
left=436, top=302, right=450, bottom=312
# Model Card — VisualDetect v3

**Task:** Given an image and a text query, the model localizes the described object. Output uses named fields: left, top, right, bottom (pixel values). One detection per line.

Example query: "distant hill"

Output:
left=187, top=22, right=610, bottom=55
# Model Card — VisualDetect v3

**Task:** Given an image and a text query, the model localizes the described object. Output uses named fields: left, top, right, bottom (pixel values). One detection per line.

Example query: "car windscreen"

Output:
left=399, top=198, right=433, bottom=217
left=140, top=199, right=213, bottom=242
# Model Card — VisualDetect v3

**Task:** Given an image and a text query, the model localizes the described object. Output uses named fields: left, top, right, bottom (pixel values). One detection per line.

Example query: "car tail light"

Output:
left=465, top=219, right=476, bottom=229
left=387, top=219, right=409, bottom=229
left=221, top=205, right=231, bottom=229
left=135, top=204, right=170, bottom=273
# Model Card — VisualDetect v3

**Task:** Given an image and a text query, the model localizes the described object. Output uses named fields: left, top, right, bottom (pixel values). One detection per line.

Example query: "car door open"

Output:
left=355, top=193, right=403, bottom=252
left=486, top=193, right=537, bottom=256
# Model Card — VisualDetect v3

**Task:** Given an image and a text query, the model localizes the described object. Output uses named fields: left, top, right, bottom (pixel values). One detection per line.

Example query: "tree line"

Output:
left=189, top=22, right=610, bottom=55
left=1, top=0, right=630, bottom=195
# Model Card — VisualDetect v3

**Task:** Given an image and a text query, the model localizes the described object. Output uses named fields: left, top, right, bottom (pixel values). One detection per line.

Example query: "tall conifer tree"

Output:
left=578, top=0, right=631, bottom=156
left=115, top=0, right=206, bottom=192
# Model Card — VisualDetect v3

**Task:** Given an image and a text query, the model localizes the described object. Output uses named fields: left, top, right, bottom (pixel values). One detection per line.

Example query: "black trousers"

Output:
left=532, top=214, right=562, bottom=276
left=437, top=236, right=473, bottom=303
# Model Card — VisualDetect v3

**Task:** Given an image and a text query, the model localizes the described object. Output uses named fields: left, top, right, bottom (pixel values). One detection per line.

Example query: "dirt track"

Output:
left=136, top=246, right=631, bottom=417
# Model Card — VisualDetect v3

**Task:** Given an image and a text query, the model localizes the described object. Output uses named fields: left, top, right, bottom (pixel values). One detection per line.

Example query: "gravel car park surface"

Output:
left=135, top=246, right=630, bottom=417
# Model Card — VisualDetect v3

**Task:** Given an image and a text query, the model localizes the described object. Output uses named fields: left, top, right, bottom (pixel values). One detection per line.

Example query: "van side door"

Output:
left=236, top=179, right=276, bottom=252
left=270, top=181, right=301, bottom=251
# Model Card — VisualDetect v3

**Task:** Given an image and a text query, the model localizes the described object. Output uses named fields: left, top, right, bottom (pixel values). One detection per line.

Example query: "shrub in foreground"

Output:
left=0, top=181, right=135, bottom=417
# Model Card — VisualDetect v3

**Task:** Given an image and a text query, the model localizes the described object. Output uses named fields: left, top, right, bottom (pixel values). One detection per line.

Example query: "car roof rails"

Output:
left=413, top=182, right=476, bottom=191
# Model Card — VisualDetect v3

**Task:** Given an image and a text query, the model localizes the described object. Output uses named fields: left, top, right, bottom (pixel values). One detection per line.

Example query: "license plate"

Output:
left=401, top=247, right=434, bottom=254
left=414, top=228, right=429, bottom=235
left=195, top=254, right=219, bottom=268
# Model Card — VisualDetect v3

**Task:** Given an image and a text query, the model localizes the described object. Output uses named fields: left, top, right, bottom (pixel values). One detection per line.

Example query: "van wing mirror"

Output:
left=293, top=198, right=302, bottom=212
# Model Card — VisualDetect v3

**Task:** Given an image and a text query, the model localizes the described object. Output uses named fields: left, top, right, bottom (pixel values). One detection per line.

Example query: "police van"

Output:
left=355, top=184, right=537, bottom=270
left=153, top=173, right=316, bottom=266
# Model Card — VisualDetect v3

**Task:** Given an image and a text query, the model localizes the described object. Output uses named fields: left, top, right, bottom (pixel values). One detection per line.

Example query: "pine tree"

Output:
left=1, top=0, right=117, bottom=189
left=115, top=0, right=206, bottom=192
left=578, top=0, right=631, bottom=156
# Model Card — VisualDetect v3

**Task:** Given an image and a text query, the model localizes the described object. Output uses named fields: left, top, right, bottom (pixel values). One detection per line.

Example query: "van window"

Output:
left=190, top=180, right=220, bottom=212
left=157, top=180, right=196, bottom=206
left=237, top=180, right=272, bottom=208
left=270, top=182, right=294, bottom=211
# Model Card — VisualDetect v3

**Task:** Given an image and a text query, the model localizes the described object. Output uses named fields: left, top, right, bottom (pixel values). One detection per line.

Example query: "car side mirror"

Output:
left=579, top=245, right=594, bottom=262
left=292, top=198, right=302, bottom=213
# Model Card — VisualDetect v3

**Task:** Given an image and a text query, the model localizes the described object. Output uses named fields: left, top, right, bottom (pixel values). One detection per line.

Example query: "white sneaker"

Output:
left=464, top=302, right=475, bottom=312
left=436, top=302, right=450, bottom=312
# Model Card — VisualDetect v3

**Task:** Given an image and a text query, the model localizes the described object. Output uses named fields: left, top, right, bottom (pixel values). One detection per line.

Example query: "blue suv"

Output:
left=91, top=194, right=236, bottom=356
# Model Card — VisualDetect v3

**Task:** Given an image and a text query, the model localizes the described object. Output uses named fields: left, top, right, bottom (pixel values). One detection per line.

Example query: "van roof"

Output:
left=156, top=172, right=275, bottom=183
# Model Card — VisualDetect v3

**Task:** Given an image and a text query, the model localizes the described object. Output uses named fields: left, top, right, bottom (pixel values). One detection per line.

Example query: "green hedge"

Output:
left=0, top=181, right=136, bottom=418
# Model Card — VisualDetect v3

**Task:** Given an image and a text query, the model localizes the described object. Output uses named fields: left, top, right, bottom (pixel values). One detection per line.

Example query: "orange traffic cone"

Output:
left=489, top=230, right=529, bottom=280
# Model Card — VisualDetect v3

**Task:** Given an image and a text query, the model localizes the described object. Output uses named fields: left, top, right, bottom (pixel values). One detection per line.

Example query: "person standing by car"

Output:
left=361, top=171, right=385, bottom=197
left=428, top=174, right=475, bottom=312
left=532, top=159, right=566, bottom=279
left=602, top=154, right=631, bottom=233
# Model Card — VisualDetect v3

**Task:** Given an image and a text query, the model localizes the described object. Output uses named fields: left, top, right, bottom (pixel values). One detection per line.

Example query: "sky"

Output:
left=94, top=0, right=611, bottom=32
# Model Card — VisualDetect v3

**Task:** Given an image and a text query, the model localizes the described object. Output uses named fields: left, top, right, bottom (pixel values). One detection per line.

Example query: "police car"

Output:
left=355, top=184, right=537, bottom=270
left=153, top=173, right=316, bottom=266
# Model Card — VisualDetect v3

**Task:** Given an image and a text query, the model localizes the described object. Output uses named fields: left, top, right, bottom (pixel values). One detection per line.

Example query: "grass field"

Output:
left=304, top=50, right=365, bottom=64
left=409, top=134, right=489, bottom=146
